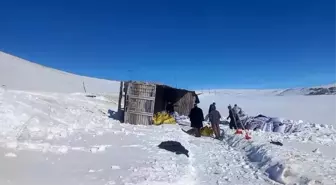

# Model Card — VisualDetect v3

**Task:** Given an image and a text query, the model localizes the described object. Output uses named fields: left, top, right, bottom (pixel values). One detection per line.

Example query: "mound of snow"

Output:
left=0, top=51, right=120, bottom=93
left=223, top=128, right=336, bottom=184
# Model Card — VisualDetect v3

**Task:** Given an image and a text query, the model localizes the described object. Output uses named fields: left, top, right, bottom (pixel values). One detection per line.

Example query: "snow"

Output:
left=221, top=128, right=336, bottom=184
left=197, top=91, right=336, bottom=185
left=198, top=91, right=336, bottom=127
left=1, top=87, right=335, bottom=184
left=4, top=152, right=17, bottom=158
left=0, top=51, right=335, bottom=184
left=0, top=89, right=277, bottom=185
left=0, top=51, right=120, bottom=93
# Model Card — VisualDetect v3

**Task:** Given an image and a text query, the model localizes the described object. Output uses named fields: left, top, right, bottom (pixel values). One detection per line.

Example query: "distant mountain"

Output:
left=196, top=83, right=336, bottom=97
left=277, top=83, right=336, bottom=96
left=0, top=51, right=120, bottom=93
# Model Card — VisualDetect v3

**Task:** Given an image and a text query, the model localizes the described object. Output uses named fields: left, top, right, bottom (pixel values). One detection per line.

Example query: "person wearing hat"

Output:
left=188, top=103, right=204, bottom=137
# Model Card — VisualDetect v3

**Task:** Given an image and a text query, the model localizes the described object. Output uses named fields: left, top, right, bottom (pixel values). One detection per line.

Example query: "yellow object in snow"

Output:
left=153, top=112, right=176, bottom=125
left=200, top=125, right=214, bottom=136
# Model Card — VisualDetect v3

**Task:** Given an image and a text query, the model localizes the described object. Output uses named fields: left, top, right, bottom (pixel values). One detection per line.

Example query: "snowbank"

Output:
left=0, top=89, right=121, bottom=153
left=223, top=127, right=336, bottom=185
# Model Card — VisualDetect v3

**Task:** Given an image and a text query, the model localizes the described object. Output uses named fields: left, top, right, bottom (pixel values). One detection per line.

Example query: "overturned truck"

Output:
left=118, top=81, right=199, bottom=125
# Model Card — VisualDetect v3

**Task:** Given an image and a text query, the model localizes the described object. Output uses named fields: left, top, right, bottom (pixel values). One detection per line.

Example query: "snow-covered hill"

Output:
left=197, top=83, right=336, bottom=97
left=277, top=83, right=336, bottom=96
left=0, top=51, right=120, bottom=93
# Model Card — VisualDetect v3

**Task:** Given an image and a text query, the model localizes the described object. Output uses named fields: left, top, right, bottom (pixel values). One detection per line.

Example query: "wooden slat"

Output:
left=128, top=110, right=153, bottom=117
left=128, top=95, right=155, bottom=101
left=124, top=82, right=157, bottom=125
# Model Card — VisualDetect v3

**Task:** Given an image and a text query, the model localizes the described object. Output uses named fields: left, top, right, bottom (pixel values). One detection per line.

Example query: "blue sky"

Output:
left=0, top=0, right=335, bottom=89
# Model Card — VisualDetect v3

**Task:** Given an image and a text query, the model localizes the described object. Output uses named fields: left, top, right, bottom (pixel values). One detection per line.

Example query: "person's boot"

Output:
left=195, top=129, right=201, bottom=137
left=215, top=133, right=220, bottom=139
left=214, top=129, right=219, bottom=139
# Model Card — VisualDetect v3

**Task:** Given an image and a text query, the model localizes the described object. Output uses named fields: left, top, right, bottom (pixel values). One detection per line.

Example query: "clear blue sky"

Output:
left=0, top=0, right=335, bottom=89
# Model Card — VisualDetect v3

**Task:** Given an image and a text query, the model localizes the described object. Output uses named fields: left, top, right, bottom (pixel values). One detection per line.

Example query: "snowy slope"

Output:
left=0, top=51, right=120, bottom=93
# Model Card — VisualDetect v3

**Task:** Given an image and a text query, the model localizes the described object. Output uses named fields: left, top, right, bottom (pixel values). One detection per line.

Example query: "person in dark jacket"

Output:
left=209, top=106, right=221, bottom=139
left=166, top=102, right=174, bottom=114
left=208, top=102, right=216, bottom=114
left=189, top=104, right=204, bottom=137
left=227, top=105, right=241, bottom=129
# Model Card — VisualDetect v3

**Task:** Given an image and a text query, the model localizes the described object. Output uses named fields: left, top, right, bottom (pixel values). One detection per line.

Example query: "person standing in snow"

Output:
left=227, top=105, right=241, bottom=129
left=189, top=104, right=204, bottom=137
left=208, top=102, right=216, bottom=114
left=233, top=104, right=247, bottom=121
left=233, top=104, right=241, bottom=114
left=209, top=106, right=221, bottom=139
